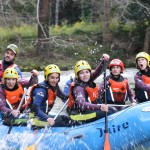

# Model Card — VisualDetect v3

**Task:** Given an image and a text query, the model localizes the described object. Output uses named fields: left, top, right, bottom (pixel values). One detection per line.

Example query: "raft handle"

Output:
left=68, top=134, right=84, bottom=142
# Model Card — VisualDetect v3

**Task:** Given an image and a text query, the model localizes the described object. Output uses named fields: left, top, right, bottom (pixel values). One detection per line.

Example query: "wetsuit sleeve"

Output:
left=126, top=82, right=136, bottom=103
left=73, top=86, right=100, bottom=111
left=98, top=81, right=104, bottom=97
left=63, top=78, right=73, bottom=95
left=91, top=59, right=104, bottom=81
left=32, top=88, right=49, bottom=121
left=134, top=73, right=150, bottom=91
left=15, top=66, right=22, bottom=78
left=0, top=88, right=12, bottom=114
left=18, top=76, right=38, bottom=88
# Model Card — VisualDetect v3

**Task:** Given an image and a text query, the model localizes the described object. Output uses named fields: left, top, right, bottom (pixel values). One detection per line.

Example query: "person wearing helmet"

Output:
left=66, top=54, right=114, bottom=124
left=0, top=68, right=38, bottom=125
left=134, top=52, right=150, bottom=103
left=99, top=59, right=136, bottom=111
left=0, top=44, right=22, bottom=83
left=28, top=64, right=69, bottom=127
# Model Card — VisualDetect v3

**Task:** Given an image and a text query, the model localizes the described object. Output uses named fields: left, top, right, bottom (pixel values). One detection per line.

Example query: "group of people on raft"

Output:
left=0, top=43, right=149, bottom=128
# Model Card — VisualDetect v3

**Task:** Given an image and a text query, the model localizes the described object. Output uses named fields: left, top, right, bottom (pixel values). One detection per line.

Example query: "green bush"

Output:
left=0, top=21, right=138, bottom=71
left=51, top=21, right=102, bottom=36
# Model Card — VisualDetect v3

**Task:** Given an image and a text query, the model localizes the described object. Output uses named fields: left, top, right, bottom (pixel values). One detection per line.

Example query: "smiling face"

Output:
left=48, top=73, right=59, bottom=87
left=137, top=57, right=148, bottom=70
left=5, top=78, right=17, bottom=89
left=111, top=66, right=122, bottom=76
left=4, top=49, right=16, bottom=62
left=78, top=69, right=91, bottom=82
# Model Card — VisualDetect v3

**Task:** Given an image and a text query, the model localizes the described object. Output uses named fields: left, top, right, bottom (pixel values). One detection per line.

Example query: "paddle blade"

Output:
left=104, top=133, right=111, bottom=150
left=25, top=144, right=36, bottom=150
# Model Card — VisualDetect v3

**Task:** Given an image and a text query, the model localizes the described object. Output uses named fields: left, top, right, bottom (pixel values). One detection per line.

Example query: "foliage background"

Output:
left=0, top=0, right=149, bottom=71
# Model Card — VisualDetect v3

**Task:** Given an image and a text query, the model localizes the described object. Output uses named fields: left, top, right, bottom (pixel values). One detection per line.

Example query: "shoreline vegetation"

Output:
left=0, top=22, right=137, bottom=71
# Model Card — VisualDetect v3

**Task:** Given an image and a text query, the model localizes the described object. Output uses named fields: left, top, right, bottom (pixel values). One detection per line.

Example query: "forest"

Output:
left=0, top=0, right=150, bottom=70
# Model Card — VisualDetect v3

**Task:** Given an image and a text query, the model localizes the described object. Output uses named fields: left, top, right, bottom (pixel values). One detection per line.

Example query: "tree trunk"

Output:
left=103, top=0, right=111, bottom=47
left=36, top=0, right=51, bottom=60
left=55, top=0, right=60, bottom=26
left=143, top=26, right=150, bottom=53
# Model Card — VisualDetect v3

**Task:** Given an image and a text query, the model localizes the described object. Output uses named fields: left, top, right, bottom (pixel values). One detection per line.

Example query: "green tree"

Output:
left=36, top=0, right=51, bottom=60
left=119, top=0, right=150, bottom=52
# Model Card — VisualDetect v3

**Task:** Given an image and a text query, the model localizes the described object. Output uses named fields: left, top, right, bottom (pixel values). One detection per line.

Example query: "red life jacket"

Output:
left=142, top=75, right=150, bottom=99
left=4, top=84, right=24, bottom=109
left=108, top=78, right=128, bottom=102
left=68, top=82, right=99, bottom=109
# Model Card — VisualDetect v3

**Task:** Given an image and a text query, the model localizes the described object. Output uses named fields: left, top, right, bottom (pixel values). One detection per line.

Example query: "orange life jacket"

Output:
left=4, top=84, right=24, bottom=109
left=68, top=82, right=75, bottom=109
left=26, top=84, right=57, bottom=107
left=68, top=82, right=99, bottom=109
left=85, top=86, right=99, bottom=102
left=47, top=89, right=57, bottom=105
left=108, top=78, right=128, bottom=102
left=142, top=75, right=150, bottom=99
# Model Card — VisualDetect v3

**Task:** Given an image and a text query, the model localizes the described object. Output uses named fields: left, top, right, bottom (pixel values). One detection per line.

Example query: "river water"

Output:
left=23, top=68, right=138, bottom=114
left=2, top=68, right=148, bottom=150
left=23, top=68, right=137, bottom=88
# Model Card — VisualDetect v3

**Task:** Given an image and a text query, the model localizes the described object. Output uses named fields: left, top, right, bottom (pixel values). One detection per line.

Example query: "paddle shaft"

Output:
left=53, top=99, right=69, bottom=120
left=98, top=104, right=129, bottom=107
left=108, top=104, right=129, bottom=107
left=35, top=99, right=69, bottom=145
left=103, top=61, right=108, bottom=132
left=7, top=75, right=34, bottom=134
left=103, top=60, right=111, bottom=150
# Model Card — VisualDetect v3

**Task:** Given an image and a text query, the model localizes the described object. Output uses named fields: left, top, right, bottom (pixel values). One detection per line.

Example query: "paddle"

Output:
left=98, top=104, right=129, bottom=107
left=103, top=61, right=111, bottom=150
left=7, top=75, right=34, bottom=134
left=25, top=99, right=69, bottom=150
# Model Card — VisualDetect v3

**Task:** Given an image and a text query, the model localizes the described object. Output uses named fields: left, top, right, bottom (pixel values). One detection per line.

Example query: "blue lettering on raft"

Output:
left=97, top=122, right=129, bottom=137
